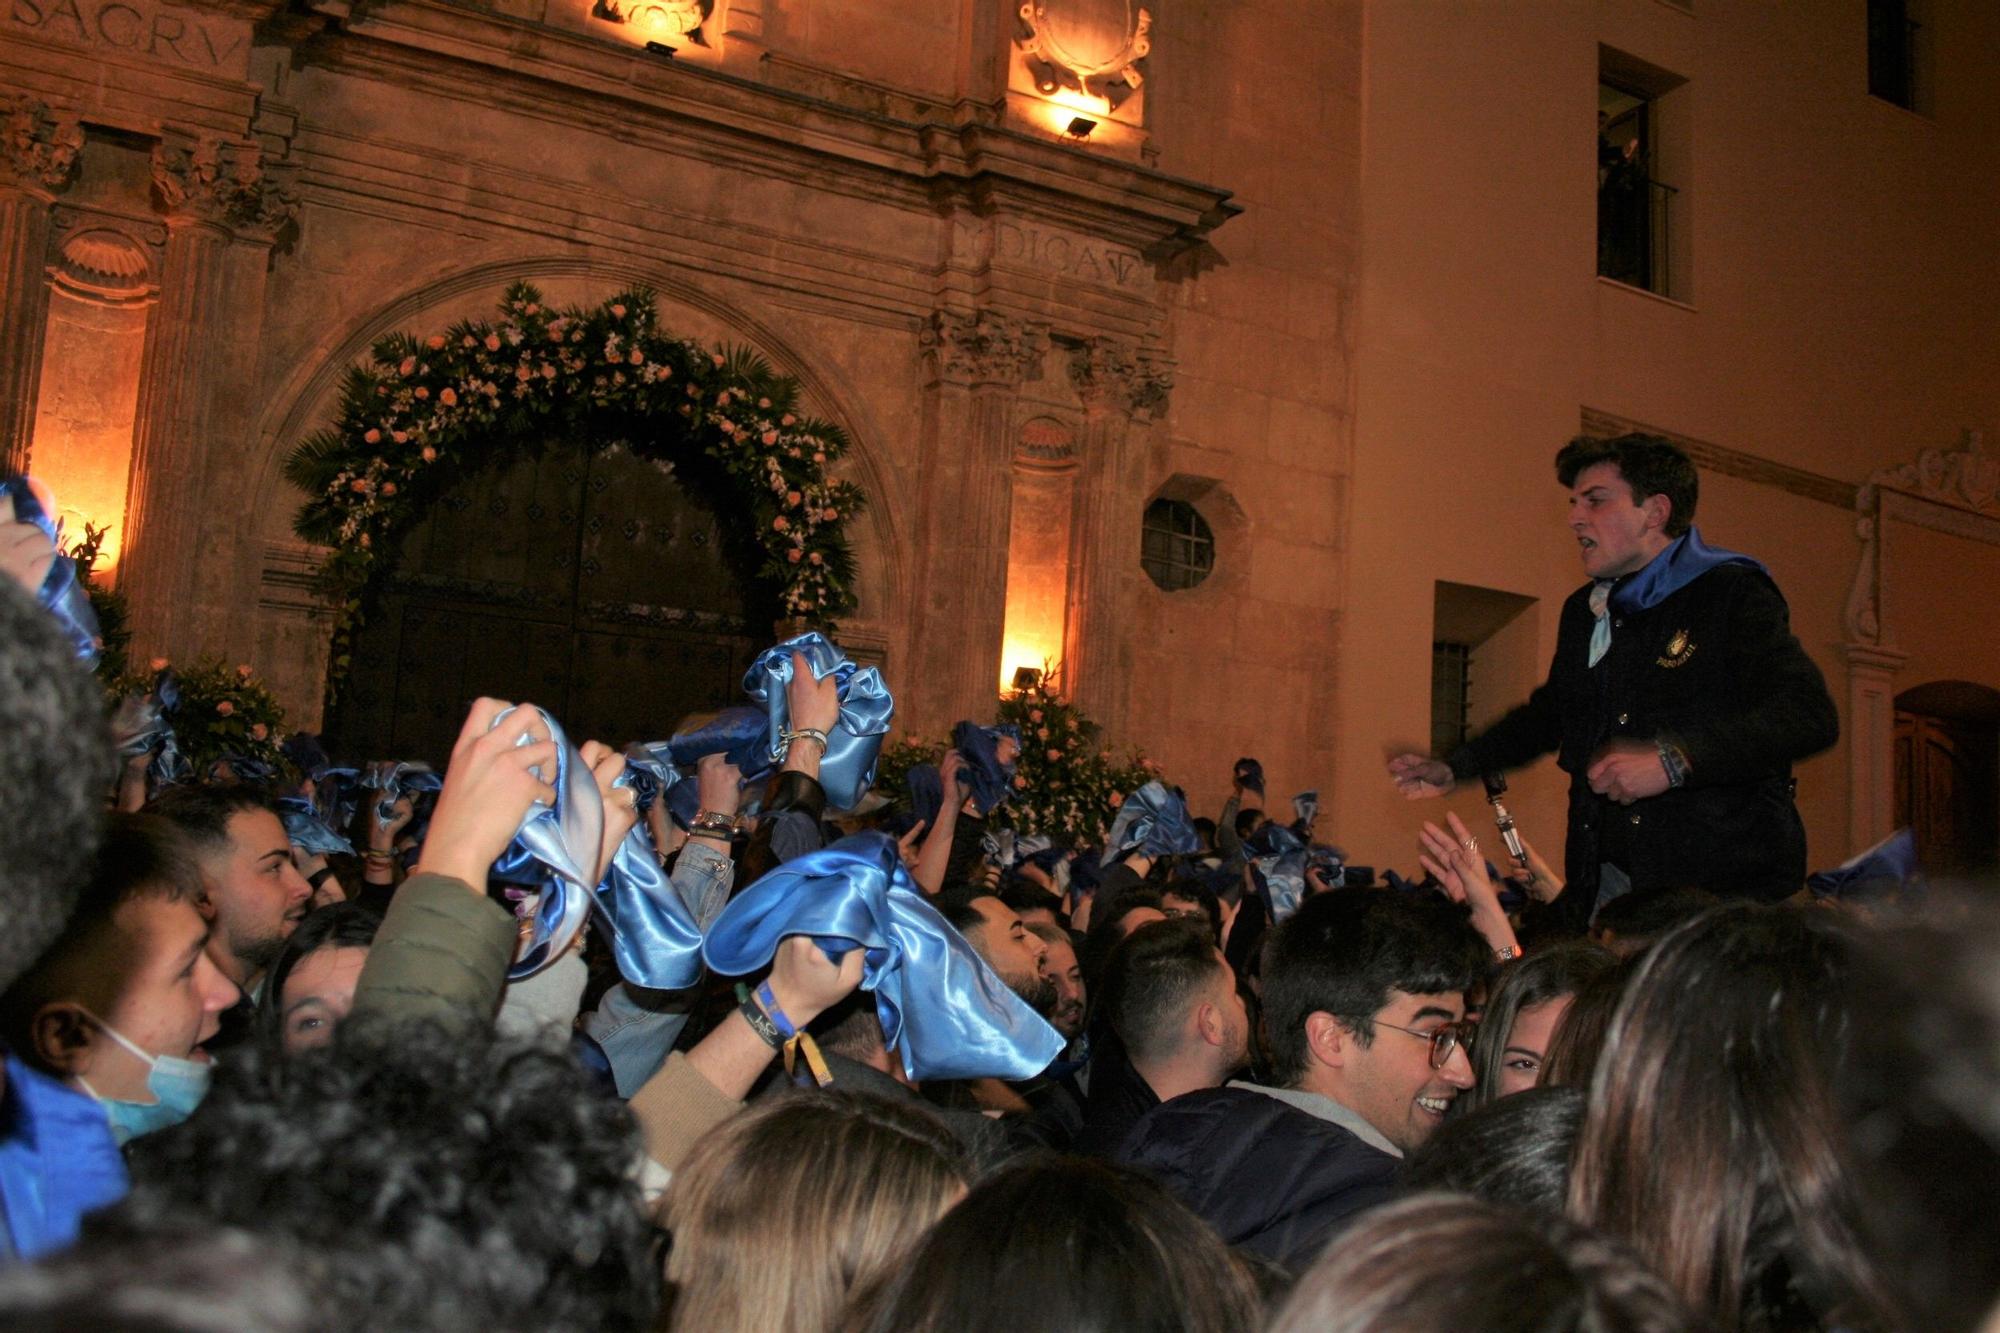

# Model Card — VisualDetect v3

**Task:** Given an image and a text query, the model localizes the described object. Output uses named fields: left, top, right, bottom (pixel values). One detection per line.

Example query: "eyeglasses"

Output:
left=1375, top=1018, right=1476, bottom=1070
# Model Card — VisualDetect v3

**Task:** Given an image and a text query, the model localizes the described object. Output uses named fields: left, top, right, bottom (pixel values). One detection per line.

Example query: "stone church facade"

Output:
left=5, top=0, right=1998, bottom=876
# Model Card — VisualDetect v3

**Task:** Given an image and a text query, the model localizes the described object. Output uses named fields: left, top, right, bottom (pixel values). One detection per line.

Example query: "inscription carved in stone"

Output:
left=3, top=0, right=249, bottom=75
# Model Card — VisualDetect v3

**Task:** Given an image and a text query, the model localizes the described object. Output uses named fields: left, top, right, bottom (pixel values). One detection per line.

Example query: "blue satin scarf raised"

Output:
left=742, top=633, right=894, bottom=810
left=704, top=832, right=1064, bottom=1082
left=1101, top=781, right=1200, bottom=865
left=1, top=476, right=100, bottom=665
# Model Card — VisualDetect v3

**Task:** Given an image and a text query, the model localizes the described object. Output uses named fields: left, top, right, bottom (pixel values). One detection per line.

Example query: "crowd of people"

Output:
left=0, top=439, right=1997, bottom=1333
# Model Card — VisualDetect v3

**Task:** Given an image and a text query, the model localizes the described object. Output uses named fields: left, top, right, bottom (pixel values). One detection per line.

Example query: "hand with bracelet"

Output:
left=364, top=795, right=416, bottom=887
left=686, top=935, right=866, bottom=1100
left=1418, top=810, right=1521, bottom=961
left=579, top=740, right=638, bottom=887
left=689, top=752, right=744, bottom=850
left=779, top=650, right=841, bottom=782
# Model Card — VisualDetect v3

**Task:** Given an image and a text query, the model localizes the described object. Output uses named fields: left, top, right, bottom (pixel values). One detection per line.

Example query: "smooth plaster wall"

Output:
left=1340, top=0, right=2000, bottom=880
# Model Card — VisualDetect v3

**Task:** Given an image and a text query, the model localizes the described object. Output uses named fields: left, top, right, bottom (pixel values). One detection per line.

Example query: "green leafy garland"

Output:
left=285, top=282, right=865, bottom=697
left=878, top=671, right=1157, bottom=846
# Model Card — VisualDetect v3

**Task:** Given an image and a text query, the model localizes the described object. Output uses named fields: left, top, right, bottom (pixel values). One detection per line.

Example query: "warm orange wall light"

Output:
left=1000, top=462, right=1075, bottom=694
left=29, top=282, right=150, bottom=576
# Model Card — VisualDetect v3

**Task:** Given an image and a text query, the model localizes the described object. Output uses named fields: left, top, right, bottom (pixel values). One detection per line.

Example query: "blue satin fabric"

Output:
left=488, top=707, right=603, bottom=979
left=664, top=705, right=773, bottom=778
left=741, top=633, right=894, bottom=811
left=1292, top=789, right=1319, bottom=832
left=1245, top=822, right=1308, bottom=922
left=1808, top=827, right=1923, bottom=903
left=1101, top=781, right=1200, bottom=865
left=907, top=763, right=943, bottom=831
left=951, top=721, right=1019, bottom=816
left=109, top=672, right=190, bottom=797
left=592, top=771, right=706, bottom=990
left=360, top=761, right=441, bottom=835
left=1610, top=527, right=1769, bottom=615
left=1233, top=757, right=1266, bottom=798
left=1, top=477, right=101, bottom=665
left=275, top=796, right=354, bottom=857
left=311, top=766, right=363, bottom=835
left=703, top=832, right=1063, bottom=1082
left=620, top=742, right=683, bottom=815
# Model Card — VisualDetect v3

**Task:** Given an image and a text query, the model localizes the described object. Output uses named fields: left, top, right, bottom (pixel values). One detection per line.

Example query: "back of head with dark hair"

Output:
left=1269, top=1193, right=1701, bottom=1333
left=1591, top=887, right=1718, bottom=955
left=0, top=813, right=205, bottom=1058
left=1078, top=888, right=1167, bottom=994
left=254, top=902, right=384, bottom=1056
left=1262, top=889, right=1489, bottom=1087
left=997, top=879, right=1063, bottom=925
left=0, top=1220, right=319, bottom=1333
left=142, top=783, right=280, bottom=854
left=111, top=1017, right=658, bottom=1332
left=1554, top=433, right=1698, bottom=538
left=1233, top=808, right=1266, bottom=839
left=1463, top=941, right=1618, bottom=1115
left=1159, top=879, right=1223, bottom=942
left=1404, top=1086, right=1587, bottom=1216
left=935, top=889, right=993, bottom=940
left=1098, top=919, right=1227, bottom=1064
left=1838, top=899, right=2000, bottom=1333
left=847, top=1155, right=1262, bottom=1333
left=0, top=579, right=112, bottom=992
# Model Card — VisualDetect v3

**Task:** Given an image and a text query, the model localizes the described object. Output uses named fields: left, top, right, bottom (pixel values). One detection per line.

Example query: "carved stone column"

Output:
left=1063, top=337, right=1171, bottom=739
left=0, top=98, right=83, bottom=474
left=910, top=310, right=1048, bottom=729
left=121, top=133, right=295, bottom=658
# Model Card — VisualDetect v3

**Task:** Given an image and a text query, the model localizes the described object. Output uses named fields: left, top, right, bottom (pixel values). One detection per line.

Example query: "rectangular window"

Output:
left=1431, top=642, right=1472, bottom=759
left=1868, top=0, right=1930, bottom=113
left=1598, top=47, right=1691, bottom=302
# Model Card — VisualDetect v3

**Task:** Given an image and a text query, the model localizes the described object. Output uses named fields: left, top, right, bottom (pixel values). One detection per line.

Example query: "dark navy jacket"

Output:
left=1117, top=1085, right=1398, bottom=1272
left=1451, top=562, right=1837, bottom=923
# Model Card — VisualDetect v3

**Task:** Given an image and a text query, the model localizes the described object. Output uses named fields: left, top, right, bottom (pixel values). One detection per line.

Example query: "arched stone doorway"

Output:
left=1894, top=680, right=2000, bottom=876
left=327, top=440, right=775, bottom=766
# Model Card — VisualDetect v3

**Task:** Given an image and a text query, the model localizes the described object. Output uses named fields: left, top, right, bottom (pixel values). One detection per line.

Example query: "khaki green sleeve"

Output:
left=350, top=873, right=517, bottom=1029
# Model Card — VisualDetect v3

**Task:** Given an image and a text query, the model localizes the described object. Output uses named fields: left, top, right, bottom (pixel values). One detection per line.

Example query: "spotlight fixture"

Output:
left=1065, top=116, right=1097, bottom=139
left=644, top=39, right=677, bottom=56
left=1012, top=666, right=1043, bottom=692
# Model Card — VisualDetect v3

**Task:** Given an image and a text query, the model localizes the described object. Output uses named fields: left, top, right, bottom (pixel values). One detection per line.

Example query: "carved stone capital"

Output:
left=0, top=97, right=83, bottom=194
left=1068, top=336, right=1171, bottom=419
left=152, top=133, right=299, bottom=240
left=921, top=309, right=1049, bottom=387
left=1869, top=428, right=2000, bottom=516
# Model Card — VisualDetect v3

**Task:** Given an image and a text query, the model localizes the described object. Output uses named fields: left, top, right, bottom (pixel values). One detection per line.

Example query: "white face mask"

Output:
left=75, top=1012, right=212, bottom=1145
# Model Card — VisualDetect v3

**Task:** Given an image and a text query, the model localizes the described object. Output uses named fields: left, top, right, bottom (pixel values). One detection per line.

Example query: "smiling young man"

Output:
left=1118, top=890, right=1488, bottom=1270
left=146, top=786, right=313, bottom=1049
left=1388, top=433, right=1838, bottom=926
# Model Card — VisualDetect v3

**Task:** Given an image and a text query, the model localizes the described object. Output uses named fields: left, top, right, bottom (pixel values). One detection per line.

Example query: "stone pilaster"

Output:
left=121, top=132, right=296, bottom=658
left=909, top=309, right=1048, bottom=729
left=0, top=97, right=83, bottom=475
left=1063, top=336, right=1172, bottom=739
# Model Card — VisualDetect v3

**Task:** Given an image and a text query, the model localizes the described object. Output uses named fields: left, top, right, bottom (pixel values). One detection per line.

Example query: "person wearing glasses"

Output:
left=1117, top=890, right=1490, bottom=1270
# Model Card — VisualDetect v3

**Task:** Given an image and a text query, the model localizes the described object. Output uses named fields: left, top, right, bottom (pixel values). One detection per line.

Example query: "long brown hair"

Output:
left=1567, top=905, right=1893, bottom=1333
left=662, top=1089, right=970, bottom=1333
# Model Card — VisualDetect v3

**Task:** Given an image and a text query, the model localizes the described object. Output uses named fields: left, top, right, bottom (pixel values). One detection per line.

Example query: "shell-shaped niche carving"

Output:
left=55, top=228, right=153, bottom=299
left=1017, top=414, right=1077, bottom=469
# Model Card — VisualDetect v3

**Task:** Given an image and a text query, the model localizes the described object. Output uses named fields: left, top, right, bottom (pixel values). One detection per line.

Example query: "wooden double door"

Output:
left=1894, top=684, right=2000, bottom=877
left=328, top=442, right=773, bottom=768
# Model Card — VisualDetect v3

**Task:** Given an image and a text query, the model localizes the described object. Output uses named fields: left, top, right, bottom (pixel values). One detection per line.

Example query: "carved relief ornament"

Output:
left=1068, top=336, right=1172, bottom=420
left=1869, top=428, right=2000, bottom=515
left=151, top=133, right=298, bottom=239
left=922, top=310, right=1050, bottom=387
left=1, top=96, right=83, bottom=193
left=1844, top=430, right=2000, bottom=647
left=589, top=0, right=714, bottom=46
left=1016, top=0, right=1151, bottom=111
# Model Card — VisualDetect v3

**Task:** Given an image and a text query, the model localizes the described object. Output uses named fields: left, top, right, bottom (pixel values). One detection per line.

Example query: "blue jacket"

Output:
left=1117, top=1085, right=1398, bottom=1272
left=0, top=1052, right=128, bottom=1260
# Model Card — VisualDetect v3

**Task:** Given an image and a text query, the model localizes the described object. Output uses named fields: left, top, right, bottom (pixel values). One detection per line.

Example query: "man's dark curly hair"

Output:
left=1263, top=889, right=1490, bottom=1087
left=111, top=1016, right=660, bottom=1332
left=0, top=579, right=110, bottom=992
left=1554, top=432, right=1698, bottom=538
